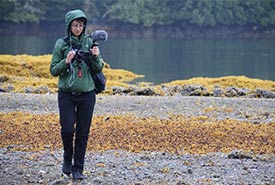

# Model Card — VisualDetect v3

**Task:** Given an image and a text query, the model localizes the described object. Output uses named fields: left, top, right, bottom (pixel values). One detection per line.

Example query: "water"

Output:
left=0, top=35, right=274, bottom=84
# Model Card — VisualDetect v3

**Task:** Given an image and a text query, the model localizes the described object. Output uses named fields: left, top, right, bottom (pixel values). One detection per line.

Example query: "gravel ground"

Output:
left=1, top=92, right=275, bottom=123
left=1, top=92, right=275, bottom=184
left=1, top=148, right=275, bottom=185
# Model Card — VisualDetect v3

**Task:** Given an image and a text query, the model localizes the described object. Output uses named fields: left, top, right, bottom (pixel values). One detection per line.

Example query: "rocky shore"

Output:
left=111, top=85, right=275, bottom=99
left=1, top=92, right=275, bottom=184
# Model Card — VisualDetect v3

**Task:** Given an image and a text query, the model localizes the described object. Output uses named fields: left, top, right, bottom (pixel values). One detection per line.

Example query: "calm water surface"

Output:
left=0, top=35, right=274, bottom=84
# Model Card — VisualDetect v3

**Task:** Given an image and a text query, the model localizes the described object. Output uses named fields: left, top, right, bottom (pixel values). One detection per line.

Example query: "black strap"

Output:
left=63, top=36, right=70, bottom=45
left=63, top=36, right=99, bottom=74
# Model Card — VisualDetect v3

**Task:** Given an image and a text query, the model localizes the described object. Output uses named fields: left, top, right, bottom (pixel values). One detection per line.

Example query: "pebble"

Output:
left=1, top=149, right=275, bottom=184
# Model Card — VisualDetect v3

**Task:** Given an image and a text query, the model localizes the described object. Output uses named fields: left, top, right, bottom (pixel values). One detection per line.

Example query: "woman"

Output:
left=50, top=9, right=103, bottom=180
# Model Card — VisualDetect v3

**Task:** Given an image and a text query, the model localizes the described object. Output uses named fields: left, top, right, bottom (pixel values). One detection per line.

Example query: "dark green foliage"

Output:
left=0, top=0, right=274, bottom=27
left=0, top=0, right=45, bottom=23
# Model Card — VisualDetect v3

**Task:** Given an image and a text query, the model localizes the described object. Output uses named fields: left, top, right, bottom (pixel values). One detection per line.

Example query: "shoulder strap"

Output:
left=63, top=36, right=70, bottom=46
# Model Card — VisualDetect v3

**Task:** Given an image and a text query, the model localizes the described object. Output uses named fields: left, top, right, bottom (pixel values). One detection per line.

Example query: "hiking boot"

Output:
left=72, top=171, right=86, bottom=181
left=62, top=161, right=72, bottom=175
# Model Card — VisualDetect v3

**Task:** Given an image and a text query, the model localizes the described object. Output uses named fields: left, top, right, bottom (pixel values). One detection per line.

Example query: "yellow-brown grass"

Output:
left=1, top=55, right=275, bottom=94
left=161, top=76, right=275, bottom=91
left=0, top=54, right=143, bottom=93
left=1, top=112, right=274, bottom=154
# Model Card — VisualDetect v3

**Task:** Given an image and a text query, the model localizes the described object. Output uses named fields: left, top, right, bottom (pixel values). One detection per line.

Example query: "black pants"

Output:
left=58, top=90, right=96, bottom=173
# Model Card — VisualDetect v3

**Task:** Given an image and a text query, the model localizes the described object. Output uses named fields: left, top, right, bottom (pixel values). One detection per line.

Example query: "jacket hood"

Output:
left=65, top=9, right=87, bottom=36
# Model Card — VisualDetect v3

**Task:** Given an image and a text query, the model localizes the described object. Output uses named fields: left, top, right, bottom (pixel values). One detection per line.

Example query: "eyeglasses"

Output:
left=71, top=24, right=85, bottom=29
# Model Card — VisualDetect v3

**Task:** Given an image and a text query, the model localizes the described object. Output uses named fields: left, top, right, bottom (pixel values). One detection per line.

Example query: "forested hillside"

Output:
left=1, top=0, right=274, bottom=27
left=0, top=0, right=274, bottom=38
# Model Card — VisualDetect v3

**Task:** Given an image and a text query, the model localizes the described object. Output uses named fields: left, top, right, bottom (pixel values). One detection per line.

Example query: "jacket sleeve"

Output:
left=50, top=39, right=69, bottom=77
left=91, top=55, right=104, bottom=73
left=85, top=36, right=104, bottom=73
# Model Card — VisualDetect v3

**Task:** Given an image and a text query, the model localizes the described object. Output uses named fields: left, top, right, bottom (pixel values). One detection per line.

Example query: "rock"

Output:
left=0, top=75, right=9, bottom=82
left=224, top=87, right=251, bottom=97
left=213, top=87, right=224, bottom=97
left=24, top=86, right=51, bottom=94
left=181, top=85, right=208, bottom=96
left=164, top=85, right=182, bottom=96
left=136, top=88, right=156, bottom=96
left=3, top=84, right=15, bottom=92
left=176, top=180, right=188, bottom=185
left=228, top=150, right=254, bottom=159
left=238, top=88, right=251, bottom=96
left=112, top=86, right=157, bottom=96
left=51, top=177, right=71, bottom=185
left=225, top=87, right=239, bottom=97
left=112, top=86, right=138, bottom=95
left=255, top=89, right=275, bottom=98
left=39, top=170, right=47, bottom=174
left=112, top=86, right=125, bottom=95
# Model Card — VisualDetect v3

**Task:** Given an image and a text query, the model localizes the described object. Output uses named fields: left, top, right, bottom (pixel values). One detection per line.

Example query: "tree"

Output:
left=0, top=0, right=45, bottom=23
left=0, top=0, right=274, bottom=27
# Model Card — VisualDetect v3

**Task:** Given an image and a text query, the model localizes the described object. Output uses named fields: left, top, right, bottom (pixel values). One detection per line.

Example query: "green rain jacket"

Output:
left=50, top=9, right=103, bottom=93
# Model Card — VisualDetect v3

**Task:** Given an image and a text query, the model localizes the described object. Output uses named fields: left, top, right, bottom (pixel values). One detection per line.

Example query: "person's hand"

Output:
left=90, top=46, right=100, bottom=57
left=66, top=50, right=75, bottom=64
